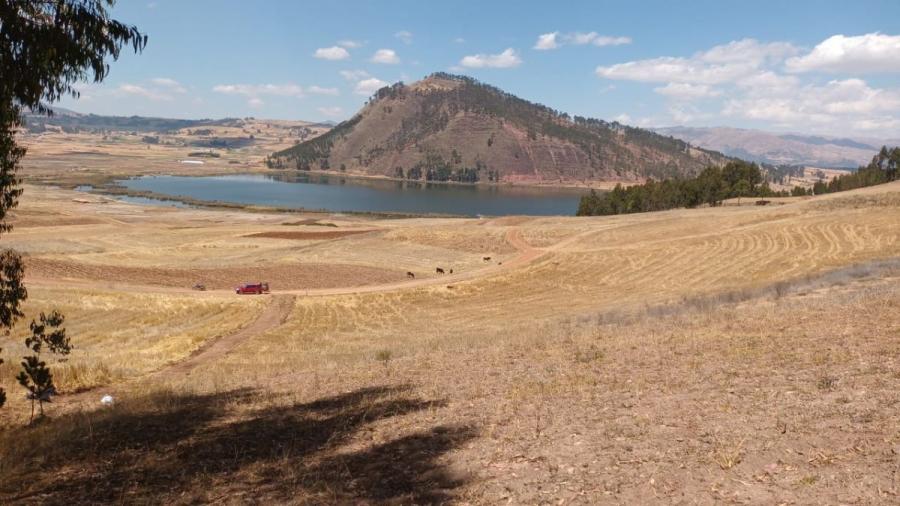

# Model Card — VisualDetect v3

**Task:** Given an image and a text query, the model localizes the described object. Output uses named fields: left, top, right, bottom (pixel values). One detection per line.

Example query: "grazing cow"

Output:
left=483, top=256, right=491, bottom=262
left=436, top=267, right=445, bottom=274
left=406, top=271, right=415, bottom=279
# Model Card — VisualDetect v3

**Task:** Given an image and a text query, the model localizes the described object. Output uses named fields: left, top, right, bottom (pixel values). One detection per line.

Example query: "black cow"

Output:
left=436, top=267, right=445, bottom=274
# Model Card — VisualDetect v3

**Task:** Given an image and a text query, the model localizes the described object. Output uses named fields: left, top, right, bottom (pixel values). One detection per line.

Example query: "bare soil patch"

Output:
left=243, top=229, right=375, bottom=240
left=26, top=257, right=406, bottom=290
left=9, top=212, right=104, bottom=228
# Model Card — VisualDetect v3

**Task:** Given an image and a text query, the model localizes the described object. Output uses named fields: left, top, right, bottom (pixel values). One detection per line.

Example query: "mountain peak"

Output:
left=270, top=75, right=727, bottom=184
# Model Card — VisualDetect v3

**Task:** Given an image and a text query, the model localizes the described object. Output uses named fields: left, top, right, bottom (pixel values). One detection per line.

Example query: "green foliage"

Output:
left=811, top=147, right=899, bottom=195
left=401, top=152, right=483, bottom=183
left=577, top=148, right=900, bottom=216
left=26, top=311, right=70, bottom=354
left=577, top=160, right=779, bottom=216
left=269, top=114, right=362, bottom=168
left=0, top=248, right=26, bottom=330
left=791, top=186, right=810, bottom=197
left=17, top=311, right=70, bottom=422
left=0, top=0, right=144, bottom=414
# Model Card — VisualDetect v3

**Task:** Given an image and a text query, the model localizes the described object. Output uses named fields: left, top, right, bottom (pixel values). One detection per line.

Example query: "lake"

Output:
left=116, top=173, right=587, bottom=216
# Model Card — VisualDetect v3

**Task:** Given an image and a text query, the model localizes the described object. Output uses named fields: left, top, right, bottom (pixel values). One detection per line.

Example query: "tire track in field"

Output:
left=57, top=294, right=295, bottom=409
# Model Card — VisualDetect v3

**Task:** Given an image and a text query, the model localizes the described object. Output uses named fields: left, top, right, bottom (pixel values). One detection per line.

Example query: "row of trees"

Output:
left=577, top=160, right=781, bottom=216
left=812, top=146, right=899, bottom=194
left=393, top=153, right=489, bottom=183
left=577, top=147, right=900, bottom=216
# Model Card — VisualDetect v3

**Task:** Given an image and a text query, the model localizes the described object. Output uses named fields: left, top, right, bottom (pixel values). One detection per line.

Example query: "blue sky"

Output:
left=60, top=0, right=900, bottom=138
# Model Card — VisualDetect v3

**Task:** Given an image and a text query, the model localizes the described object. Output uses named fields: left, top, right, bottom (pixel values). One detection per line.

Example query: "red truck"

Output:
left=235, top=282, right=270, bottom=295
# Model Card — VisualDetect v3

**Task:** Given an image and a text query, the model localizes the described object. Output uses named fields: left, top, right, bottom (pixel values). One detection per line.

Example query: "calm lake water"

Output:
left=117, top=173, right=586, bottom=216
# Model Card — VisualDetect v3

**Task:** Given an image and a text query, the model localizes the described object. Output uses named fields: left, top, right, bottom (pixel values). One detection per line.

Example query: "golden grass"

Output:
left=0, top=287, right=264, bottom=397
left=1, top=177, right=899, bottom=502
left=2, top=260, right=897, bottom=503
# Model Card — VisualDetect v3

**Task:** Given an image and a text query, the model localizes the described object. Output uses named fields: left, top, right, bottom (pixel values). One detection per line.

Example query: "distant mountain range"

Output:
left=270, top=73, right=728, bottom=184
left=654, top=126, right=897, bottom=168
left=23, top=107, right=223, bottom=133
left=22, top=107, right=335, bottom=134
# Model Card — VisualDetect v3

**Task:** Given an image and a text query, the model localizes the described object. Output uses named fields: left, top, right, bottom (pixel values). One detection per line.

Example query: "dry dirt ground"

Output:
left=0, top=179, right=898, bottom=504
left=16, top=118, right=326, bottom=186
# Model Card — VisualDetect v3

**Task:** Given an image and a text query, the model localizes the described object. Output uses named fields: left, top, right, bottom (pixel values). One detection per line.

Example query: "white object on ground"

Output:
left=100, top=394, right=114, bottom=406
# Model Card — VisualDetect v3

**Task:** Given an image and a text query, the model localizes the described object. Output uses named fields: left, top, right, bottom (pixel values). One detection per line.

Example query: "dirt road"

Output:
left=57, top=294, right=295, bottom=409
left=158, top=294, right=295, bottom=378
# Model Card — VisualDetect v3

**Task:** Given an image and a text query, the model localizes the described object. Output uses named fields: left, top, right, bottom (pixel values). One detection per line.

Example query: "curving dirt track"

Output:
left=48, top=227, right=554, bottom=406
left=58, top=295, right=295, bottom=408
left=158, top=294, right=295, bottom=378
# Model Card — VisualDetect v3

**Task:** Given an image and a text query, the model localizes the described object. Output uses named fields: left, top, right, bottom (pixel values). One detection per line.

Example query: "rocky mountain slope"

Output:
left=654, top=126, right=888, bottom=168
left=269, top=73, right=727, bottom=184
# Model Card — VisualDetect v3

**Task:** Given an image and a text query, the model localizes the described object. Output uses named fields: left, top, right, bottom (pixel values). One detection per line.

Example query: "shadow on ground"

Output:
left=0, top=385, right=474, bottom=504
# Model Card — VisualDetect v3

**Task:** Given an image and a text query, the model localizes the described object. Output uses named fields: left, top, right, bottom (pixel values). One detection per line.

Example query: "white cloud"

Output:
left=459, top=48, right=522, bottom=69
left=354, top=77, right=388, bottom=96
left=247, top=98, right=264, bottom=108
left=535, top=31, right=632, bottom=50
left=785, top=33, right=900, bottom=73
left=597, top=56, right=754, bottom=84
left=723, top=78, right=900, bottom=130
left=534, top=32, right=559, bottom=50
left=117, top=84, right=172, bottom=101
left=596, top=35, right=900, bottom=136
left=307, top=85, right=339, bottom=96
left=371, top=48, right=400, bottom=64
left=317, top=106, right=344, bottom=117
left=212, top=83, right=305, bottom=97
left=667, top=104, right=709, bottom=124
left=735, top=71, right=800, bottom=95
left=596, top=39, right=796, bottom=84
left=567, top=32, right=632, bottom=47
left=569, top=32, right=598, bottom=45
left=591, top=35, right=632, bottom=47
left=395, top=31, right=413, bottom=45
left=654, top=82, right=722, bottom=100
left=150, top=78, right=187, bottom=93
left=340, top=69, right=370, bottom=81
left=613, top=113, right=631, bottom=123
left=701, top=39, right=796, bottom=65
left=314, top=46, right=350, bottom=60
left=337, top=39, right=363, bottom=49
left=453, top=37, right=466, bottom=44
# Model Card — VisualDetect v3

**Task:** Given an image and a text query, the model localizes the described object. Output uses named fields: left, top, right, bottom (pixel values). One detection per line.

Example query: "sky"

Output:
left=59, top=0, right=900, bottom=139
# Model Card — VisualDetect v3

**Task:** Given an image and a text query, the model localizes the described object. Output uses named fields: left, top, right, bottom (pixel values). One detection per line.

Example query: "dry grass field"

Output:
left=0, top=168, right=899, bottom=503
left=17, top=118, right=327, bottom=187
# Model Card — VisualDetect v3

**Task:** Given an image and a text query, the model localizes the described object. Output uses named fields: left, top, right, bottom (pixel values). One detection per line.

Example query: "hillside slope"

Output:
left=655, top=126, right=885, bottom=168
left=270, top=74, right=727, bottom=184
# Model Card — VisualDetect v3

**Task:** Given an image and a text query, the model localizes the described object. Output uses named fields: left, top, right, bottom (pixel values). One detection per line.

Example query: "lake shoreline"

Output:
left=87, top=173, right=586, bottom=217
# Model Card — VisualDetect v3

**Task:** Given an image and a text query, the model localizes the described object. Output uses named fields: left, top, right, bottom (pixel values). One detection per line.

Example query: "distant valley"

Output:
left=654, top=126, right=895, bottom=168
